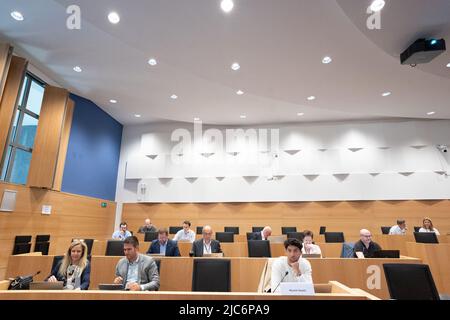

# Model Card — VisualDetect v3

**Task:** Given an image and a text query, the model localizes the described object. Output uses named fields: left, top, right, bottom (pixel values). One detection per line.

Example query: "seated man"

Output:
left=191, top=225, right=222, bottom=257
left=353, top=229, right=382, bottom=258
left=112, top=222, right=132, bottom=240
left=271, top=238, right=312, bottom=293
left=147, top=228, right=180, bottom=256
left=173, top=220, right=196, bottom=243
left=138, top=218, right=157, bottom=233
left=302, top=230, right=322, bottom=256
left=114, top=236, right=160, bottom=291
left=389, top=219, right=407, bottom=235
left=249, top=226, right=272, bottom=240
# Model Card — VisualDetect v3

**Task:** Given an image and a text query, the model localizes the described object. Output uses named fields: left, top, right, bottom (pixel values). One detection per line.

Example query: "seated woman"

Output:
left=419, top=217, right=440, bottom=235
left=46, top=239, right=91, bottom=290
left=302, top=230, right=322, bottom=257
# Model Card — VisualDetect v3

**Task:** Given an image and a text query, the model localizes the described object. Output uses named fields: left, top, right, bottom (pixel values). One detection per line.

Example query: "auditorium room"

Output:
left=0, top=0, right=449, bottom=310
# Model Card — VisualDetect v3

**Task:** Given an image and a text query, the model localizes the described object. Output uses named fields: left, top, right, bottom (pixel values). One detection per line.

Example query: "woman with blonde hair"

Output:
left=46, top=239, right=91, bottom=290
left=419, top=217, right=440, bottom=235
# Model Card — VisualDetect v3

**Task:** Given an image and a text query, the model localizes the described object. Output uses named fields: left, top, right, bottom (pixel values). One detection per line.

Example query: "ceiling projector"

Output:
left=400, top=38, right=446, bottom=66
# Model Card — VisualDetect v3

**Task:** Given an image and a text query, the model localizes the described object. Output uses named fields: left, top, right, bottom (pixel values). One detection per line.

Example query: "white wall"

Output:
left=115, top=119, right=450, bottom=224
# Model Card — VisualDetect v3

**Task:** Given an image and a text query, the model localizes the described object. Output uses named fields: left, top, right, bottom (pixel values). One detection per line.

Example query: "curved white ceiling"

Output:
left=0, top=0, right=449, bottom=125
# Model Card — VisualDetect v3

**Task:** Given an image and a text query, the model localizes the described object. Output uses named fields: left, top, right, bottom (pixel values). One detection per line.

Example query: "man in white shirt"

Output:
left=271, top=238, right=313, bottom=293
left=173, top=220, right=196, bottom=243
left=389, top=219, right=407, bottom=235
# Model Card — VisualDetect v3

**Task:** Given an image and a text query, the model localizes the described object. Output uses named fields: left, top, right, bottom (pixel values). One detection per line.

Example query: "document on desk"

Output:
left=279, top=282, right=315, bottom=295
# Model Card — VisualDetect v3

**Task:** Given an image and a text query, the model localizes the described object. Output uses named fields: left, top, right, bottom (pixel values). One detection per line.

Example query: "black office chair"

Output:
left=144, top=231, right=158, bottom=242
left=324, top=232, right=345, bottom=243
left=34, top=234, right=50, bottom=255
left=246, top=232, right=255, bottom=240
left=105, top=240, right=124, bottom=256
left=252, top=227, right=264, bottom=233
left=196, top=226, right=203, bottom=235
left=286, top=232, right=305, bottom=242
left=169, top=226, right=183, bottom=234
left=414, top=232, right=439, bottom=244
left=247, top=240, right=271, bottom=257
left=383, top=263, right=440, bottom=300
left=192, top=259, right=231, bottom=292
left=13, top=235, right=32, bottom=255
left=381, top=226, right=391, bottom=235
left=281, top=227, right=297, bottom=235
left=224, top=227, right=239, bottom=235
left=51, top=255, right=64, bottom=272
left=319, top=226, right=326, bottom=235
left=215, top=232, right=234, bottom=243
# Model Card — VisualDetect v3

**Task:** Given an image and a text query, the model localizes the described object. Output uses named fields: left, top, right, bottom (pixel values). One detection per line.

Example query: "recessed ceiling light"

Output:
left=170, top=94, right=178, bottom=100
left=108, top=12, right=120, bottom=24
left=240, top=115, right=247, bottom=119
left=73, top=66, right=82, bottom=73
left=427, top=111, right=435, bottom=115
left=297, top=112, right=305, bottom=116
left=382, top=91, right=391, bottom=97
left=10, top=11, right=24, bottom=21
left=307, top=96, right=316, bottom=101
left=109, top=99, right=117, bottom=104
left=194, top=117, right=201, bottom=121
left=220, top=0, right=234, bottom=13
left=134, top=114, right=141, bottom=118
left=148, top=58, right=157, bottom=66
left=236, top=90, right=244, bottom=95
left=322, top=56, right=332, bottom=64
left=231, top=62, right=240, bottom=71
left=369, top=0, right=385, bottom=12
left=446, top=63, right=450, bottom=68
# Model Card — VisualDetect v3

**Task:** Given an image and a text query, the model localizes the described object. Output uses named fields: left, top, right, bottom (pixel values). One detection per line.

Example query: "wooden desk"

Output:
left=5, top=255, right=420, bottom=299
left=177, top=242, right=342, bottom=258
left=372, top=235, right=449, bottom=256
left=0, top=281, right=378, bottom=300
left=406, top=242, right=450, bottom=295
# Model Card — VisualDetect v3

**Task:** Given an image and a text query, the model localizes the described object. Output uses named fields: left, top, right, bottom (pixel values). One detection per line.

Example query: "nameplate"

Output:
left=279, top=282, right=315, bottom=295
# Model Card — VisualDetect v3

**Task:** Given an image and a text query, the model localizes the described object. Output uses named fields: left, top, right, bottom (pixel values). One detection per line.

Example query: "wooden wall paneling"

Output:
left=0, top=43, right=13, bottom=103
left=0, top=182, right=116, bottom=280
left=0, top=56, right=27, bottom=164
left=53, top=98, right=74, bottom=191
left=27, top=86, right=68, bottom=189
left=122, top=200, right=450, bottom=239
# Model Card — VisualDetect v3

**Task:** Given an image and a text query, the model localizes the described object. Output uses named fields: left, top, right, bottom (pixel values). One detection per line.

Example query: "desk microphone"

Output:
left=271, top=271, right=289, bottom=293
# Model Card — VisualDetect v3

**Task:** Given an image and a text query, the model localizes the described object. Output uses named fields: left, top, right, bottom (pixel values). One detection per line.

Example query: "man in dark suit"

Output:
left=147, top=228, right=180, bottom=256
left=191, top=225, right=222, bottom=257
left=249, top=226, right=272, bottom=240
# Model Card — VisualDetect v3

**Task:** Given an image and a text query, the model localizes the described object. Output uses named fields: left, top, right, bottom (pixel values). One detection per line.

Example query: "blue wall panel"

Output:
left=61, top=94, right=123, bottom=201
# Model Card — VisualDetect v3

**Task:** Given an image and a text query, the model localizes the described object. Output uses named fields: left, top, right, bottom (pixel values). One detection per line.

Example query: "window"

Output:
left=1, top=73, right=45, bottom=184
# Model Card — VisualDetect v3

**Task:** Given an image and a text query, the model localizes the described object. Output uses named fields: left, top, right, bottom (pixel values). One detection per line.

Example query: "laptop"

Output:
left=302, top=254, right=321, bottom=258
left=29, top=281, right=63, bottom=290
left=372, top=250, right=400, bottom=258
left=98, top=284, right=124, bottom=290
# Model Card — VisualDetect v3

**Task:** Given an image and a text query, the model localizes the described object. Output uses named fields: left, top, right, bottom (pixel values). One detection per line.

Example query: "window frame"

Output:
left=1, top=71, right=45, bottom=184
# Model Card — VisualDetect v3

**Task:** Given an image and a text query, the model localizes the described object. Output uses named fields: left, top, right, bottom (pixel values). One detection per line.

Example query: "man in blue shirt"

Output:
left=112, top=222, right=132, bottom=240
left=147, top=228, right=180, bottom=256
